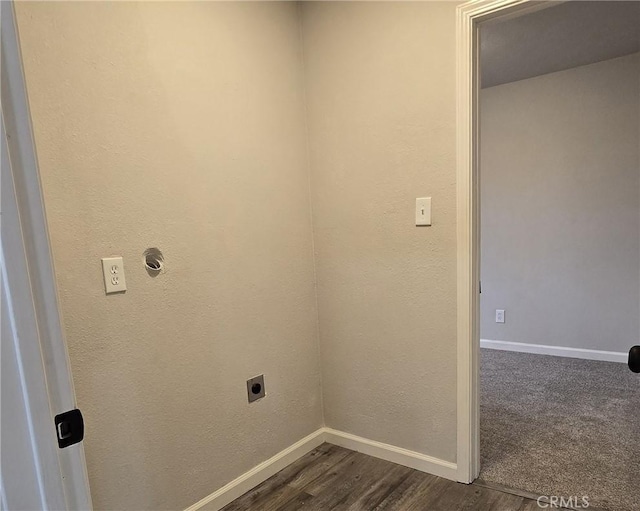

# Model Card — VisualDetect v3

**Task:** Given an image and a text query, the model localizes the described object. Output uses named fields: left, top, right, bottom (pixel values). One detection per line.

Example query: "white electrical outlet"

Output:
left=101, top=257, right=127, bottom=294
left=495, top=309, right=505, bottom=323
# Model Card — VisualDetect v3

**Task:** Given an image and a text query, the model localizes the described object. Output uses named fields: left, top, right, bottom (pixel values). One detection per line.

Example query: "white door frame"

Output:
left=455, top=0, right=565, bottom=483
left=1, top=2, right=92, bottom=508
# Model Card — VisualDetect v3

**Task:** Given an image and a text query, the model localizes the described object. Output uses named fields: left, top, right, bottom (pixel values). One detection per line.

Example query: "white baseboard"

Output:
left=184, top=429, right=325, bottom=511
left=185, top=427, right=458, bottom=510
left=480, top=339, right=627, bottom=363
left=323, top=428, right=457, bottom=482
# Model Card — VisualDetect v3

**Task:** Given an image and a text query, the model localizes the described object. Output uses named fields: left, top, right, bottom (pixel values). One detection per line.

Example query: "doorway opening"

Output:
left=464, top=1, right=640, bottom=509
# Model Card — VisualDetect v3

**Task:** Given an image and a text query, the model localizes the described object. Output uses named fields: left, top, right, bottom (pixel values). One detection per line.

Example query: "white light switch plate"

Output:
left=416, top=197, right=431, bottom=226
left=101, top=257, right=127, bottom=294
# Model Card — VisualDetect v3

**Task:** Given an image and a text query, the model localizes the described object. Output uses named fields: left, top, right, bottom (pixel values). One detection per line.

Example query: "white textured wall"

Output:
left=301, top=1, right=459, bottom=463
left=15, top=2, right=322, bottom=509
left=18, top=2, right=464, bottom=506
left=481, top=54, right=640, bottom=353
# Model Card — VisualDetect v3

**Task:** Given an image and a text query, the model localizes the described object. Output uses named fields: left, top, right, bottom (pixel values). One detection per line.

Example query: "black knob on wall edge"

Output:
left=629, top=346, right=640, bottom=373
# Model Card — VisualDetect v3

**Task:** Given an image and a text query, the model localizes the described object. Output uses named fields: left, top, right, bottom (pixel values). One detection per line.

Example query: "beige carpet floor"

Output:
left=480, top=348, right=640, bottom=511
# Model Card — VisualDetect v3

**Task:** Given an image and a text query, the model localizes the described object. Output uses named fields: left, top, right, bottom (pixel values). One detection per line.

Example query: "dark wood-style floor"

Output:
left=221, top=443, right=552, bottom=511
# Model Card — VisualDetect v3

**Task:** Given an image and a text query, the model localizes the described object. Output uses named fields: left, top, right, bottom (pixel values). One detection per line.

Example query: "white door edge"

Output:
left=1, top=2, right=92, bottom=508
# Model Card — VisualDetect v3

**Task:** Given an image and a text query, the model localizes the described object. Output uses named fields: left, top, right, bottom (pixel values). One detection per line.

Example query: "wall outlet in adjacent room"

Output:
left=247, top=375, right=266, bottom=403
left=495, top=309, right=505, bottom=323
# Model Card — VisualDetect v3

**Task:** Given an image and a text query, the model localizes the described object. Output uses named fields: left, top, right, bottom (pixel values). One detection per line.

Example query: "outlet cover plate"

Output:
left=101, top=256, right=127, bottom=294
left=247, top=375, right=265, bottom=403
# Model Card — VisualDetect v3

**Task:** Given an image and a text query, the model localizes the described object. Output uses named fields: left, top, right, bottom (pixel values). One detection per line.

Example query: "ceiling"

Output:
left=480, top=1, right=640, bottom=88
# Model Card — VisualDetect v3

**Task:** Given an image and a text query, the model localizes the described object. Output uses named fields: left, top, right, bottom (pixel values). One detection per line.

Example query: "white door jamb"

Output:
left=455, top=0, right=556, bottom=484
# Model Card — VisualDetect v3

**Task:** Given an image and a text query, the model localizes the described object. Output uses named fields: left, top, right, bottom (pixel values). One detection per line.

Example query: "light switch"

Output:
left=416, top=197, right=431, bottom=226
left=101, top=257, right=127, bottom=294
